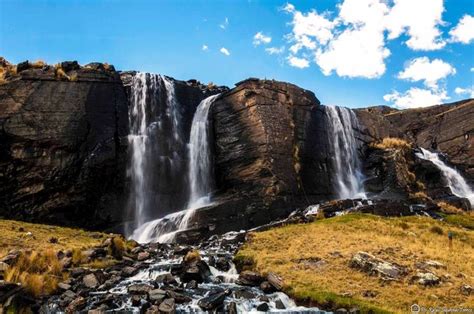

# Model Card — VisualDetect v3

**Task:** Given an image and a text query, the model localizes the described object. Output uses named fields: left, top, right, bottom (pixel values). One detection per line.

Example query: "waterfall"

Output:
left=127, top=72, right=187, bottom=235
left=130, top=94, right=219, bottom=243
left=416, top=148, right=474, bottom=208
left=325, top=106, right=366, bottom=199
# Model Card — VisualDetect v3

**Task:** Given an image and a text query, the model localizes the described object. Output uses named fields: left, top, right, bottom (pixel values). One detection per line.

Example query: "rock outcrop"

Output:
left=0, top=62, right=129, bottom=228
left=356, top=99, right=474, bottom=183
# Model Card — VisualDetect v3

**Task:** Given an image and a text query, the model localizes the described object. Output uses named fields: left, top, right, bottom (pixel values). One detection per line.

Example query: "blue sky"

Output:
left=1, top=0, right=473, bottom=108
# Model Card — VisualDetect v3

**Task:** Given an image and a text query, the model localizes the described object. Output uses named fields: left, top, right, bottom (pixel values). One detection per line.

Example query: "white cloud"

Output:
left=287, top=56, right=310, bottom=68
left=253, top=32, right=272, bottom=46
left=385, top=0, right=446, bottom=50
left=449, top=15, right=474, bottom=44
left=219, top=17, right=229, bottom=30
left=219, top=47, right=230, bottom=56
left=397, top=57, right=456, bottom=88
left=265, top=46, right=285, bottom=55
left=281, top=0, right=449, bottom=78
left=471, top=67, right=474, bottom=72
left=202, top=45, right=209, bottom=51
left=454, top=86, right=474, bottom=98
left=383, top=87, right=449, bottom=109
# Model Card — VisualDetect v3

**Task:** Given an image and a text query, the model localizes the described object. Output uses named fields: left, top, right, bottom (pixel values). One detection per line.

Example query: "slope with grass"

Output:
left=235, top=213, right=474, bottom=313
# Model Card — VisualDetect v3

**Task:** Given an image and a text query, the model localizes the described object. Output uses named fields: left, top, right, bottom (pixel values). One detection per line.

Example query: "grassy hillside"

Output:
left=236, top=213, right=474, bottom=313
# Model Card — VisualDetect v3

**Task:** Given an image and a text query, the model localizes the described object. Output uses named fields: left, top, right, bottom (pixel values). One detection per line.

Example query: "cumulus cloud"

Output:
left=449, top=15, right=474, bottom=44
left=253, top=32, right=272, bottom=46
left=219, top=47, right=230, bottom=56
left=219, top=17, right=229, bottom=30
left=265, top=46, right=285, bottom=55
left=383, top=87, right=449, bottom=109
left=397, top=57, right=456, bottom=88
left=287, top=56, right=310, bottom=68
left=202, top=45, right=209, bottom=51
left=455, top=86, right=474, bottom=98
left=281, top=0, right=449, bottom=78
left=385, top=0, right=446, bottom=50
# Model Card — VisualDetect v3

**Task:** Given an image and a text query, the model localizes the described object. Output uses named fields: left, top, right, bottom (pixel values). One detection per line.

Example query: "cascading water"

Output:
left=131, top=94, right=219, bottom=243
left=127, top=73, right=187, bottom=235
left=325, top=106, right=366, bottom=199
left=416, top=147, right=474, bottom=208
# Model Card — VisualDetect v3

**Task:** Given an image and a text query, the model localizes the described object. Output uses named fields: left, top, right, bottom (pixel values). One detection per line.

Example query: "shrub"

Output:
left=184, top=250, right=201, bottom=263
left=430, top=225, right=444, bottom=235
left=371, top=137, right=411, bottom=150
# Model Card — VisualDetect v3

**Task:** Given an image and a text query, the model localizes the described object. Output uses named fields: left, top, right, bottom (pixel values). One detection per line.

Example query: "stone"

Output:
left=158, top=298, right=175, bottom=313
left=237, top=270, right=265, bottom=286
left=185, top=280, right=198, bottom=289
left=267, top=272, right=283, bottom=290
left=227, top=301, right=238, bottom=314
left=57, top=282, right=71, bottom=290
left=181, top=260, right=211, bottom=283
left=128, top=283, right=153, bottom=294
left=165, top=290, right=192, bottom=303
left=275, top=299, right=286, bottom=309
left=198, top=290, right=227, bottom=310
left=122, top=266, right=138, bottom=277
left=461, top=284, right=472, bottom=296
left=413, top=272, right=440, bottom=286
left=83, top=273, right=99, bottom=288
left=259, top=281, right=275, bottom=293
left=149, top=289, right=167, bottom=302
left=215, top=257, right=230, bottom=271
left=233, top=289, right=256, bottom=299
left=156, top=273, right=178, bottom=285
left=145, top=305, right=160, bottom=314
left=256, top=303, right=269, bottom=311
left=137, top=251, right=150, bottom=261
left=66, top=296, right=86, bottom=312
left=350, top=252, right=406, bottom=280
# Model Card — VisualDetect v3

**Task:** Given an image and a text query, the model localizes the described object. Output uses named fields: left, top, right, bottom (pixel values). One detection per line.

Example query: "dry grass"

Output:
left=184, top=250, right=201, bottom=263
left=0, top=219, right=107, bottom=259
left=437, top=202, right=464, bottom=214
left=30, top=60, right=46, bottom=68
left=371, top=137, right=411, bottom=151
left=4, top=249, right=66, bottom=296
left=236, top=214, right=474, bottom=313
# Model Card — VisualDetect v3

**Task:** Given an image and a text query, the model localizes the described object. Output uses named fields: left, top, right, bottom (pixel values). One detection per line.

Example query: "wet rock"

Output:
left=83, top=273, right=99, bottom=288
left=131, top=294, right=143, bottom=306
left=149, top=289, right=167, bottom=303
left=146, top=305, right=160, bottom=314
left=412, top=272, right=440, bottom=286
left=185, top=280, right=198, bottom=289
left=66, top=296, right=86, bottom=313
left=237, top=270, right=265, bottom=286
left=156, top=273, right=178, bottom=285
left=165, top=290, right=192, bottom=303
left=275, top=299, right=286, bottom=309
left=122, top=266, right=138, bottom=277
left=256, top=302, right=270, bottom=311
left=128, top=283, right=154, bottom=294
left=215, top=257, right=231, bottom=271
left=350, top=252, right=406, bottom=280
left=227, top=301, right=238, bottom=314
left=158, top=298, right=175, bottom=313
left=181, top=260, right=211, bottom=283
left=198, top=290, right=228, bottom=310
left=260, top=281, right=275, bottom=293
left=137, top=251, right=150, bottom=261
left=233, top=289, right=256, bottom=299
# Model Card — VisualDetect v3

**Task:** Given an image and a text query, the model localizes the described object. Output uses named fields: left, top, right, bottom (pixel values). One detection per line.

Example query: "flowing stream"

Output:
left=130, top=94, right=220, bottom=243
left=416, top=148, right=474, bottom=208
left=325, top=106, right=366, bottom=199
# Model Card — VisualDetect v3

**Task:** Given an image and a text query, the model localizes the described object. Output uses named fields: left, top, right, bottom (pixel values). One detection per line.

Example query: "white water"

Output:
left=325, top=106, right=366, bottom=199
left=131, top=94, right=219, bottom=243
left=416, top=148, right=474, bottom=208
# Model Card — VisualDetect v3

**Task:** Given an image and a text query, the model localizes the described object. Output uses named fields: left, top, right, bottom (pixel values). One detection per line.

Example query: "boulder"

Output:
left=180, top=260, right=211, bottom=283
left=237, top=270, right=265, bottom=286
left=83, top=273, right=99, bottom=288
left=158, top=298, right=175, bottom=313
left=149, top=289, right=167, bottom=302
left=198, top=290, right=228, bottom=310
left=350, top=252, right=406, bottom=280
left=128, top=283, right=153, bottom=294
left=412, top=272, right=440, bottom=286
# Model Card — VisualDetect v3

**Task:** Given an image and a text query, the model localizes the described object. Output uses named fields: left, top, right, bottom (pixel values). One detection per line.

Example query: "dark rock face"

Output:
left=356, top=99, right=474, bottom=183
left=0, top=64, right=129, bottom=229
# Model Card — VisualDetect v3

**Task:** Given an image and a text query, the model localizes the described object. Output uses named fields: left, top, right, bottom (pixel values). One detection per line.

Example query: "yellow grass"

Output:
left=371, top=137, right=411, bottom=150
left=30, top=60, right=46, bottom=68
left=4, top=249, right=66, bottom=296
left=0, top=219, right=107, bottom=259
left=236, top=214, right=474, bottom=313
left=437, top=202, right=464, bottom=214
